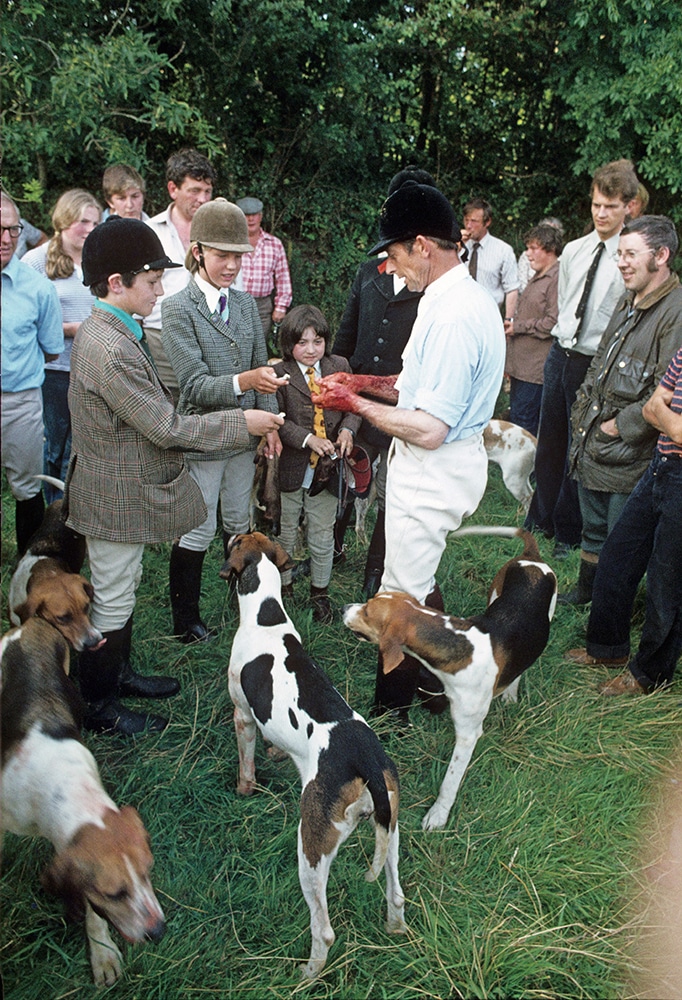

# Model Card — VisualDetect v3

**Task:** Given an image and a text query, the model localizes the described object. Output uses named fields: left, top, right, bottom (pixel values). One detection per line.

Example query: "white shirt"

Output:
left=463, top=232, right=519, bottom=307
left=145, top=206, right=190, bottom=329
left=552, top=229, right=624, bottom=355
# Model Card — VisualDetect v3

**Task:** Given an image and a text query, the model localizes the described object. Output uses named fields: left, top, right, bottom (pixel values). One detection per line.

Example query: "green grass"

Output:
left=1, top=460, right=680, bottom=1000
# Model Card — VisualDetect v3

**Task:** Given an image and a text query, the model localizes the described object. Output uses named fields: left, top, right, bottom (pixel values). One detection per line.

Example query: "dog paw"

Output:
left=236, top=780, right=255, bottom=796
left=90, top=941, right=123, bottom=986
left=385, top=917, right=408, bottom=935
left=421, top=804, right=449, bottom=831
left=266, top=744, right=288, bottom=762
left=299, top=959, right=325, bottom=980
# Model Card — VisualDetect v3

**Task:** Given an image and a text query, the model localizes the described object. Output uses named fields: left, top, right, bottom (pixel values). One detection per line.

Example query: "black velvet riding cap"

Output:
left=82, top=217, right=181, bottom=286
left=368, top=181, right=461, bottom=255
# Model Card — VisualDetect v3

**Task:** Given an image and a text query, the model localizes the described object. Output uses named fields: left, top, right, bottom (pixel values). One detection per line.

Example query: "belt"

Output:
left=552, top=342, right=592, bottom=360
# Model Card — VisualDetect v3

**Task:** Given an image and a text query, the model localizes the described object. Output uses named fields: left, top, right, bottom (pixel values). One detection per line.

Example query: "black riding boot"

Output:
left=169, top=543, right=212, bottom=643
left=116, top=616, right=180, bottom=699
left=362, top=509, right=386, bottom=599
left=372, top=582, right=448, bottom=719
left=79, top=629, right=168, bottom=736
left=558, top=555, right=598, bottom=606
left=15, top=493, right=45, bottom=556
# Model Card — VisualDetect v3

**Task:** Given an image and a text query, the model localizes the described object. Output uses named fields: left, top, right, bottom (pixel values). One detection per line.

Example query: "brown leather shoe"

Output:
left=564, top=647, right=629, bottom=667
left=599, top=672, right=647, bottom=696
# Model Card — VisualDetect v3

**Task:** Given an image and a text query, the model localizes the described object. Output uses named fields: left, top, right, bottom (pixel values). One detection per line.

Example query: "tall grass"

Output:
left=1, top=461, right=680, bottom=1000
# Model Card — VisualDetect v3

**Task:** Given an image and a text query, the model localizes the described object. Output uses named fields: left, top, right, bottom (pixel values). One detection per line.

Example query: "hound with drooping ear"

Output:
left=222, top=531, right=407, bottom=980
left=344, top=527, right=557, bottom=830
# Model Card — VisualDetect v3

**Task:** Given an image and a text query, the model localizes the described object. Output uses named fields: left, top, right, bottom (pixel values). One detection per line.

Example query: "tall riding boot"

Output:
left=116, top=616, right=180, bottom=699
left=169, top=543, right=212, bottom=643
left=334, top=501, right=355, bottom=563
left=372, top=581, right=446, bottom=719
left=415, top=583, right=449, bottom=714
left=15, top=493, right=45, bottom=556
left=79, top=630, right=168, bottom=735
left=558, top=554, right=598, bottom=606
left=362, top=509, right=386, bottom=599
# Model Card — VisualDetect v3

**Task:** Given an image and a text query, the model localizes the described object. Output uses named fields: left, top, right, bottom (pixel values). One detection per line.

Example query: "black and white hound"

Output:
left=1, top=617, right=165, bottom=985
left=221, top=532, right=407, bottom=979
left=344, top=527, right=557, bottom=831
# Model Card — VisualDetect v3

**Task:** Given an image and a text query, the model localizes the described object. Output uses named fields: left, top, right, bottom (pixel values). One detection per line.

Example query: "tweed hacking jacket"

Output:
left=66, top=304, right=250, bottom=544
left=273, top=355, right=361, bottom=493
left=161, top=280, right=279, bottom=462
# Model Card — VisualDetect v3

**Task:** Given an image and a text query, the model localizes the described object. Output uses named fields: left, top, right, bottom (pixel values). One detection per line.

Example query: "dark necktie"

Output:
left=574, top=242, right=605, bottom=338
left=468, top=242, right=481, bottom=281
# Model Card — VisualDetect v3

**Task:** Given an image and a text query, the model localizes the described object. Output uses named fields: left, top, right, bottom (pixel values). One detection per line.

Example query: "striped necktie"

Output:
left=306, top=367, right=326, bottom=467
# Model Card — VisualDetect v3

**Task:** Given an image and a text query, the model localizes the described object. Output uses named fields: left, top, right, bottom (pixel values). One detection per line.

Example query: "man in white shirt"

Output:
left=461, top=197, right=519, bottom=321
left=525, top=159, right=639, bottom=555
left=144, top=148, right=216, bottom=398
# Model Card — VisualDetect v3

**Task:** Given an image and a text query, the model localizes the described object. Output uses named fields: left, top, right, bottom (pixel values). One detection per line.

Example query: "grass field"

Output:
left=1, top=459, right=680, bottom=1000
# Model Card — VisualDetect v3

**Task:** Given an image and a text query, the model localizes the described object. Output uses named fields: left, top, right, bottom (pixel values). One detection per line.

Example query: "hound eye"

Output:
left=56, top=614, right=73, bottom=624
left=105, top=887, right=129, bottom=902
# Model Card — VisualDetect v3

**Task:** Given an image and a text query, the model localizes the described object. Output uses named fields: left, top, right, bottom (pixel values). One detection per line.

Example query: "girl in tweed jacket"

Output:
left=161, top=199, right=287, bottom=643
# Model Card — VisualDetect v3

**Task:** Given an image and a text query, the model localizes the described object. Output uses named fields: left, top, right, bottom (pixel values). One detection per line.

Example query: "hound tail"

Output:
left=364, top=759, right=399, bottom=882
left=34, top=474, right=66, bottom=491
left=451, top=525, right=542, bottom=561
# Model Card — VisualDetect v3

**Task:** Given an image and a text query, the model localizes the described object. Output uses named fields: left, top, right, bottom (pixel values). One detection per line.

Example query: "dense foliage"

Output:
left=3, top=0, right=681, bottom=321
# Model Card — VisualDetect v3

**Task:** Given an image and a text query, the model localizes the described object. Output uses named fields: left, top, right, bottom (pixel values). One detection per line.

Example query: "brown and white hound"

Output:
left=344, top=527, right=557, bottom=831
left=0, top=618, right=165, bottom=985
left=8, top=499, right=104, bottom=652
left=222, top=532, right=407, bottom=979
left=483, top=419, right=537, bottom=512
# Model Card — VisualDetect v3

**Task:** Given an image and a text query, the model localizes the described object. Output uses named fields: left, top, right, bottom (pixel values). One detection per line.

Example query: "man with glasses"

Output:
left=561, top=215, right=682, bottom=608
left=1, top=192, right=63, bottom=553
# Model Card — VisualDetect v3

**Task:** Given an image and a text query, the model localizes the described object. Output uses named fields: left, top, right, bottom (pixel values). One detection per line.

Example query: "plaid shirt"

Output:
left=239, top=229, right=292, bottom=311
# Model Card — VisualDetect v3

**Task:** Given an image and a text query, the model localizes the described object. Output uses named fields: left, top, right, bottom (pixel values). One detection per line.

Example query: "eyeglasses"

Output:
left=1, top=224, right=24, bottom=238
left=612, top=248, right=655, bottom=263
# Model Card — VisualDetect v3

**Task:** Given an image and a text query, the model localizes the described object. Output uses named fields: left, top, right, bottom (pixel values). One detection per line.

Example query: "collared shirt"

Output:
left=396, top=264, right=505, bottom=442
left=193, top=273, right=245, bottom=398
left=23, top=241, right=94, bottom=372
left=95, top=299, right=145, bottom=340
left=144, top=205, right=192, bottom=330
left=657, top=346, right=682, bottom=458
left=238, top=229, right=293, bottom=311
left=463, top=232, right=518, bottom=307
left=1, top=254, right=64, bottom=392
left=553, top=229, right=624, bottom=355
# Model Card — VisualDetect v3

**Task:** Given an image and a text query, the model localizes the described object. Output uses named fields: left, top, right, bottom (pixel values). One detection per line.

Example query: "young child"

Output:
left=274, top=305, right=361, bottom=622
left=101, top=163, right=149, bottom=221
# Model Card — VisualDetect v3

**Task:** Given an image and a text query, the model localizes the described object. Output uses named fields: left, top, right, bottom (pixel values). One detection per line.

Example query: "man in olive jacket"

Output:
left=563, top=215, right=682, bottom=606
left=67, top=218, right=282, bottom=735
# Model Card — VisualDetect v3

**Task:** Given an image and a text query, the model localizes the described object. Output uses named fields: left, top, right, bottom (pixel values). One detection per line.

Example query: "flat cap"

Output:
left=236, top=197, right=263, bottom=215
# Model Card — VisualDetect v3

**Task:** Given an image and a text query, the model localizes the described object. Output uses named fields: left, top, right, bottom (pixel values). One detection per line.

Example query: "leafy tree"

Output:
left=3, top=0, right=680, bottom=322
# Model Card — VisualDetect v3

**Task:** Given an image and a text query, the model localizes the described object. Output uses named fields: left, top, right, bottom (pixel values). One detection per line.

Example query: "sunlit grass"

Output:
left=2, top=453, right=680, bottom=999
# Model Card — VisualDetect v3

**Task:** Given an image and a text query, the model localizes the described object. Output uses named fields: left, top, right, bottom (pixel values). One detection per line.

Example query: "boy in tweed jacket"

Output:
left=67, top=218, right=282, bottom=736
left=274, top=305, right=361, bottom=622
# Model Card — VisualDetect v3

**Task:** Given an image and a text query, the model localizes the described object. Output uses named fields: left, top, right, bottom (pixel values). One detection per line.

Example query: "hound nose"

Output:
left=145, top=918, right=166, bottom=944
